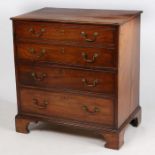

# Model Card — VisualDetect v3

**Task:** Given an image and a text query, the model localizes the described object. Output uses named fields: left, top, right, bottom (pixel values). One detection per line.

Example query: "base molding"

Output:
left=15, top=106, right=141, bottom=150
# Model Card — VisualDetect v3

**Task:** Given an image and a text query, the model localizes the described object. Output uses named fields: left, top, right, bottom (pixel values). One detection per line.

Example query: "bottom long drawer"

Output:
left=19, top=88, right=114, bottom=126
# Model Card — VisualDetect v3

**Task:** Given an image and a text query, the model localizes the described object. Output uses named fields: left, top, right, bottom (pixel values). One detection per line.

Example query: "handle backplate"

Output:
left=29, top=27, right=45, bottom=37
left=32, top=98, right=48, bottom=109
left=31, top=72, right=47, bottom=81
left=81, top=32, right=98, bottom=42
left=82, top=78, right=98, bottom=87
left=82, top=52, right=98, bottom=63
left=82, top=105, right=100, bottom=114
left=28, top=48, right=46, bottom=59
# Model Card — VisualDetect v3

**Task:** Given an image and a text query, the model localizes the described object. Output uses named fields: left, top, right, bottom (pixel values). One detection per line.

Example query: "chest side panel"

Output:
left=117, top=16, right=140, bottom=128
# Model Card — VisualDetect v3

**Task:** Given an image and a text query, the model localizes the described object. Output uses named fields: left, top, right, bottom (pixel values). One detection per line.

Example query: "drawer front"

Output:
left=14, top=21, right=116, bottom=45
left=18, top=65, right=116, bottom=95
left=20, top=88, right=114, bottom=126
left=16, top=43, right=116, bottom=69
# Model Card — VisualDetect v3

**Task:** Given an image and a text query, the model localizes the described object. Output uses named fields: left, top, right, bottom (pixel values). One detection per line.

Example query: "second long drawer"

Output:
left=16, top=42, right=116, bottom=69
left=18, top=64, right=116, bottom=95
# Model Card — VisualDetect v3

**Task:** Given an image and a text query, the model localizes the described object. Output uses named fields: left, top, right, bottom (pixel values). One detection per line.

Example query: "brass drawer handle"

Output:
left=82, top=78, right=98, bottom=87
left=82, top=52, right=98, bottom=63
left=28, top=48, right=46, bottom=58
left=82, top=105, right=100, bottom=114
left=29, top=28, right=45, bottom=37
left=32, top=98, right=48, bottom=109
left=81, top=32, right=98, bottom=42
left=31, top=72, right=47, bottom=81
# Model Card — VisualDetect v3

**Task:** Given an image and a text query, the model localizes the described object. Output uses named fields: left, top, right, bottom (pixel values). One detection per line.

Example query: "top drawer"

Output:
left=14, top=21, right=117, bottom=45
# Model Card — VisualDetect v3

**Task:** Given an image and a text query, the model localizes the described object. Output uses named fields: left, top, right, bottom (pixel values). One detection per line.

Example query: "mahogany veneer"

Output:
left=11, top=7, right=142, bottom=149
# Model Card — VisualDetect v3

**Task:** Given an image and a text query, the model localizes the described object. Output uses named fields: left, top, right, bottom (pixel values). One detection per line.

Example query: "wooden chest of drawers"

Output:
left=11, top=8, right=142, bottom=149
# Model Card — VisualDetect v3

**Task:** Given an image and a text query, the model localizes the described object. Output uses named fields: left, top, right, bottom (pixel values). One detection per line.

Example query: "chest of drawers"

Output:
left=11, top=8, right=142, bottom=149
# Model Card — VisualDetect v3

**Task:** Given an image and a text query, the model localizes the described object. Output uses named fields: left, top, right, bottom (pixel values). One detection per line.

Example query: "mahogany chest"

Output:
left=11, top=7, right=142, bottom=149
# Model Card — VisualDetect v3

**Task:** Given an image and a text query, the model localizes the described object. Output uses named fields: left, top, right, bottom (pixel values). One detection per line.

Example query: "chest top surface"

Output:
left=11, top=7, right=142, bottom=25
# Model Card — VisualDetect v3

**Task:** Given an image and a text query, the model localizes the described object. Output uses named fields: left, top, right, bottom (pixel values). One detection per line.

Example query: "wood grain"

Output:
left=12, top=8, right=142, bottom=149
left=19, top=88, right=114, bottom=126
left=11, top=7, right=142, bottom=25
left=16, top=42, right=116, bottom=69
left=117, top=16, right=141, bottom=128
left=18, top=64, right=116, bottom=95
left=14, top=21, right=116, bottom=45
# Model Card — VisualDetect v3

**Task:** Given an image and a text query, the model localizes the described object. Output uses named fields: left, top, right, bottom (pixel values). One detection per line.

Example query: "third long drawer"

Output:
left=17, top=64, right=116, bottom=95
